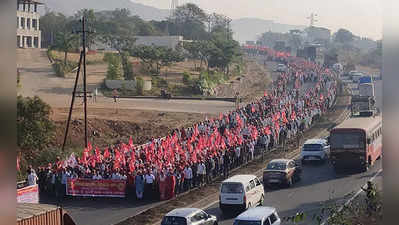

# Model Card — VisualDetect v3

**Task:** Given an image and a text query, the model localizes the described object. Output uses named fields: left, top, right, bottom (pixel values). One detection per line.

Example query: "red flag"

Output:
left=17, top=154, right=20, bottom=171
left=129, top=136, right=133, bottom=148
left=95, top=147, right=102, bottom=163
left=219, top=113, right=223, bottom=120
left=103, top=148, right=110, bottom=159
left=251, top=106, right=256, bottom=113
left=87, top=141, right=92, bottom=152
left=264, top=90, right=268, bottom=97
left=264, top=126, right=271, bottom=135
left=320, top=94, right=324, bottom=101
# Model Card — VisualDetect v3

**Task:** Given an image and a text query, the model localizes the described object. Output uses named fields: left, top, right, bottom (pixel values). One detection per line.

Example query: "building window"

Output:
left=17, top=36, right=21, bottom=48
left=27, top=18, right=31, bottom=29
left=17, top=17, right=19, bottom=28
left=34, top=37, right=39, bottom=48
left=23, top=3, right=26, bottom=12
left=32, top=19, right=37, bottom=30
left=20, top=17, right=25, bottom=29
left=34, top=3, right=37, bottom=12
left=27, top=36, right=32, bottom=48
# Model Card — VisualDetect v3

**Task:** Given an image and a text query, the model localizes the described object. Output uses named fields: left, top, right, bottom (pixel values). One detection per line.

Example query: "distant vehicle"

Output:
left=329, top=115, right=382, bottom=172
left=359, top=83, right=375, bottom=97
left=233, top=206, right=281, bottom=225
left=276, top=64, right=287, bottom=72
left=161, top=208, right=218, bottom=225
left=262, top=159, right=301, bottom=187
left=300, top=139, right=330, bottom=164
left=358, top=75, right=373, bottom=84
left=219, top=175, right=264, bottom=213
left=351, top=72, right=363, bottom=83
left=333, top=63, right=343, bottom=72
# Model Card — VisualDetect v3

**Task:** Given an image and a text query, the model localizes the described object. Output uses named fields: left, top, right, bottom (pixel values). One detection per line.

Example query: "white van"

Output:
left=233, top=206, right=281, bottom=225
left=219, top=175, right=264, bottom=213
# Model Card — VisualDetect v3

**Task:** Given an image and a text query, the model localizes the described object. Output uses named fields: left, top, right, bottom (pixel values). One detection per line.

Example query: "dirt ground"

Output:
left=214, top=58, right=272, bottom=103
left=52, top=107, right=209, bottom=149
left=117, top=89, right=352, bottom=225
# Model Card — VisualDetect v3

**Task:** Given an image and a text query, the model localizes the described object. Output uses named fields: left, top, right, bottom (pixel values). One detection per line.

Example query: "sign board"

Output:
left=66, top=179, right=126, bottom=197
left=17, top=184, right=39, bottom=203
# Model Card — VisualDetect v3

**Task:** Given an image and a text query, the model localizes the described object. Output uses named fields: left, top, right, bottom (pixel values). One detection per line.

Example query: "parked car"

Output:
left=161, top=208, right=218, bottom=225
left=276, top=64, right=287, bottom=72
left=300, top=139, right=330, bottom=164
left=219, top=175, right=264, bottom=213
left=263, top=159, right=301, bottom=187
left=233, top=206, right=281, bottom=225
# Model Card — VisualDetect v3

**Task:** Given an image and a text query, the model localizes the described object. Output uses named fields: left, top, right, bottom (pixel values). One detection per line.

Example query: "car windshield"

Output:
left=266, top=162, right=286, bottom=170
left=303, top=144, right=323, bottom=151
left=330, top=132, right=364, bottom=149
left=234, top=220, right=262, bottom=225
left=161, top=216, right=187, bottom=225
left=221, top=183, right=243, bottom=193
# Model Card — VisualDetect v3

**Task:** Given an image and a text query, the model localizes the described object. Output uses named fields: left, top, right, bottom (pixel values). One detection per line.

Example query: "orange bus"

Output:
left=329, top=115, right=382, bottom=172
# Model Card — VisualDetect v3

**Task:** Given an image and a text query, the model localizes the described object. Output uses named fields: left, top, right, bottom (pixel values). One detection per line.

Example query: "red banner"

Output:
left=66, top=179, right=126, bottom=197
left=17, top=184, right=39, bottom=203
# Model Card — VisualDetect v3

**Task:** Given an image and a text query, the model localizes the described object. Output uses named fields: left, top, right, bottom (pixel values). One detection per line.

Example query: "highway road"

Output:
left=203, top=70, right=383, bottom=225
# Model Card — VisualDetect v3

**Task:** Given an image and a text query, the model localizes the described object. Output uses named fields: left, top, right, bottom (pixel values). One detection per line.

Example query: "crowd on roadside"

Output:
left=27, top=50, right=338, bottom=202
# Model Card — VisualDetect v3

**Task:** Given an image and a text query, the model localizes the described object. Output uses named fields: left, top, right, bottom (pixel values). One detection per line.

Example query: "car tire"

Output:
left=214, top=222, right=218, bottom=225
left=287, top=177, right=293, bottom=187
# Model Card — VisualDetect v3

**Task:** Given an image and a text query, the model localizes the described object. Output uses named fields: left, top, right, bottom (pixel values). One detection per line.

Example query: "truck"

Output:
left=17, top=203, right=76, bottom=225
left=351, top=95, right=377, bottom=117
left=359, top=83, right=375, bottom=97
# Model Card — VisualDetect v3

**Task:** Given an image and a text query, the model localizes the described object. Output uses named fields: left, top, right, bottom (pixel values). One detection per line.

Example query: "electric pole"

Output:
left=62, top=16, right=94, bottom=151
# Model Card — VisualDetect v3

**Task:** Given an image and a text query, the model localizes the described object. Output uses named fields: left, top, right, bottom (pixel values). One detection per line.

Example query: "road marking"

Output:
left=320, top=168, right=383, bottom=225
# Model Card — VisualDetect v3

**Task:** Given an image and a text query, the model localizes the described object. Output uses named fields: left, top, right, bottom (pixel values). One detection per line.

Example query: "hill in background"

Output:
left=39, top=0, right=170, bottom=21
left=39, top=0, right=307, bottom=43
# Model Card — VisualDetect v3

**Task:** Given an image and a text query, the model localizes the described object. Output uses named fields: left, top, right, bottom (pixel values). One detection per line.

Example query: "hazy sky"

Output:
left=132, top=0, right=382, bottom=40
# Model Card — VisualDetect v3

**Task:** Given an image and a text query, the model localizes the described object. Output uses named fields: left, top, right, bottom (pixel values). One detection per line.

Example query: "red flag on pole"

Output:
left=264, top=90, right=268, bottom=97
left=103, top=148, right=110, bottom=159
left=129, top=136, right=133, bottom=148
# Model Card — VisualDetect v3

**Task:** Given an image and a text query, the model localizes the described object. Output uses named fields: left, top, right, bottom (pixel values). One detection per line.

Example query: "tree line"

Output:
left=41, top=3, right=242, bottom=80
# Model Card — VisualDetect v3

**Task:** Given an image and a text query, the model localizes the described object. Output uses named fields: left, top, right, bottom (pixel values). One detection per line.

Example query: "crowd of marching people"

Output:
left=30, top=49, right=338, bottom=202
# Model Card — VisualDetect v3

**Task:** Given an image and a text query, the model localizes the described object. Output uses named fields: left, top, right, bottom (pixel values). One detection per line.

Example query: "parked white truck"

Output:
left=359, top=83, right=375, bottom=97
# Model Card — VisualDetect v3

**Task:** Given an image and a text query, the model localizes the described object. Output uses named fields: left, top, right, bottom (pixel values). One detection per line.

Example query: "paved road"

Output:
left=204, top=160, right=382, bottom=225
left=203, top=72, right=383, bottom=225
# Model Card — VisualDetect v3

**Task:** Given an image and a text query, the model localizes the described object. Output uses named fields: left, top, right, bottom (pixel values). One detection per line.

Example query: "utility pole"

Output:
left=62, top=16, right=94, bottom=151
left=307, top=13, right=318, bottom=27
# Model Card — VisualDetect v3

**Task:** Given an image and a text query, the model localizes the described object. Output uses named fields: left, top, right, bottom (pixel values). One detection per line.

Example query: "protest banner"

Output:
left=66, top=178, right=126, bottom=197
left=17, top=184, right=39, bottom=203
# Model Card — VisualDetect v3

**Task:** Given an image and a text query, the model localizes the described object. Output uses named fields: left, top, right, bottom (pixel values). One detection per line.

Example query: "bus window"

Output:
left=330, top=132, right=365, bottom=149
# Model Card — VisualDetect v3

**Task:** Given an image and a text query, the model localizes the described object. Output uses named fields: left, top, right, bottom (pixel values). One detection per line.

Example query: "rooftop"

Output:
left=165, top=208, right=200, bottom=218
left=304, top=139, right=327, bottom=145
left=222, top=174, right=257, bottom=183
left=269, top=158, right=291, bottom=164
left=17, top=203, right=59, bottom=221
left=18, top=0, right=44, bottom=4
left=235, top=206, right=276, bottom=221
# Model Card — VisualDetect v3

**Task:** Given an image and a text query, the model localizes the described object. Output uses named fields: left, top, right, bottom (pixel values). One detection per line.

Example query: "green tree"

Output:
left=51, top=31, right=79, bottom=65
left=39, top=12, right=68, bottom=48
left=104, top=53, right=122, bottom=80
left=73, top=9, right=97, bottom=49
left=17, top=96, right=55, bottom=159
left=170, top=3, right=208, bottom=40
left=99, top=9, right=137, bottom=80
left=334, top=28, right=354, bottom=44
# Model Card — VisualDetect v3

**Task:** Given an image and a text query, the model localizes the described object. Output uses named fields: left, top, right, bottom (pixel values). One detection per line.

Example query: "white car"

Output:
left=276, top=64, right=287, bottom=72
left=300, top=139, right=330, bottom=163
left=233, top=206, right=281, bottom=225
left=219, top=175, right=264, bottom=213
left=161, top=208, right=218, bottom=225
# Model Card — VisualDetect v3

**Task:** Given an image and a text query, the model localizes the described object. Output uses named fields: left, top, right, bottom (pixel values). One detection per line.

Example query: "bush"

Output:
left=52, top=61, right=77, bottom=77
left=182, top=72, right=192, bottom=84
left=17, top=96, right=55, bottom=159
left=152, top=76, right=168, bottom=88
left=136, top=77, right=145, bottom=96
left=105, top=53, right=122, bottom=80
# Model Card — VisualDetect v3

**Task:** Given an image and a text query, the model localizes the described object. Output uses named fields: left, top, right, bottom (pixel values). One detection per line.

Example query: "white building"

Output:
left=17, top=0, right=43, bottom=48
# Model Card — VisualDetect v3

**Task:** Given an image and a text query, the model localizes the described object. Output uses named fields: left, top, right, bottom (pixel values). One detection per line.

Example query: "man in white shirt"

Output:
left=197, top=162, right=206, bottom=187
left=27, top=169, right=38, bottom=186
left=144, top=171, right=155, bottom=200
left=183, top=165, right=193, bottom=191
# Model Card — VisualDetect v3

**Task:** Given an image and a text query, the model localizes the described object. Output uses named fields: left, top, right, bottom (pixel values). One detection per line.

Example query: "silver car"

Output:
left=161, top=208, right=218, bottom=225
